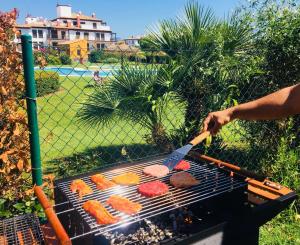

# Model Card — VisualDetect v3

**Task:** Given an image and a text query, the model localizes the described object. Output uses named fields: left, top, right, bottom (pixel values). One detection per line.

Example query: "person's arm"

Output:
left=203, top=83, right=300, bottom=135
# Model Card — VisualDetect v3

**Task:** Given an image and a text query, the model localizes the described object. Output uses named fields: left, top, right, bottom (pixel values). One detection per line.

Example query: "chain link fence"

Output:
left=26, top=44, right=293, bottom=181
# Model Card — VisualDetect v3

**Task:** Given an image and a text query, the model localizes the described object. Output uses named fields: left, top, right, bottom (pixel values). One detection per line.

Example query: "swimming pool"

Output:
left=35, top=67, right=112, bottom=77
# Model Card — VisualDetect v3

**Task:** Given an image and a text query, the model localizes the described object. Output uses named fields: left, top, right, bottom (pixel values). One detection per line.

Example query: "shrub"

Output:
left=34, top=70, right=60, bottom=96
left=89, top=49, right=103, bottom=63
left=0, top=9, right=31, bottom=215
left=103, top=57, right=119, bottom=63
left=60, top=53, right=72, bottom=65
left=46, top=54, right=61, bottom=65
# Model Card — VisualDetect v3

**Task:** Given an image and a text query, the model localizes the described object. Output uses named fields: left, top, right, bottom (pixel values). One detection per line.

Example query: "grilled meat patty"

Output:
left=70, top=179, right=93, bottom=198
left=170, top=172, right=199, bottom=188
left=143, top=164, right=170, bottom=178
left=91, top=174, right=116, bottom=190
left=83, top=200, right=120, bottom=225
left=174, top=160, right=191, bottom=171
left=107, top=195, right=142, bottom=215
left=112, top=172, right=140, bottom=185
left=138, top=180, right=169, bottom=197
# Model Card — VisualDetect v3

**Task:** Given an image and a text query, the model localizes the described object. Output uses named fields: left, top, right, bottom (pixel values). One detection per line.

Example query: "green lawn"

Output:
left=37, top=75, right=184, bottom=169
left=38, top=76, right=145, bottom=163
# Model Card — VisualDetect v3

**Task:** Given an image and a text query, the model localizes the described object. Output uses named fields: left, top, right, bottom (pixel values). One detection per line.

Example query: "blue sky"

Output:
left=1, top=0, right=241, bottom=38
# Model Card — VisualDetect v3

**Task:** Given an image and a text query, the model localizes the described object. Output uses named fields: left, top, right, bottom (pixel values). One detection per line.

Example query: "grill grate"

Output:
left=0, top=214, right=44, bottom=245
left=57, top=157, right=247, bottom=239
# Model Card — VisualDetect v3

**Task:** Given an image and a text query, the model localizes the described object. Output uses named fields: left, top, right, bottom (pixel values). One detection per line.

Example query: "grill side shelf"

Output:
left=56, top=158, right=247, bottom=237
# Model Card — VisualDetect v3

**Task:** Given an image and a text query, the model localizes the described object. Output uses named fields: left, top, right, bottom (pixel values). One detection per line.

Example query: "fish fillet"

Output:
left=107, top=195, right=142, bottom=215
left=91, top=174, right=116, bottom=190
left=112, top=172, right=140, bottom=185
left=83, top=200, right=120, bottom=225
left=70, top=179, right=93, bottom=198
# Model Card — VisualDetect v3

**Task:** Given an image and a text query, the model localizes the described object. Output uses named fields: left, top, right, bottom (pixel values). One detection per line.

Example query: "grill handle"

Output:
left=191, top=153, right=266, bottom=181
left=34, top=186, right=71, bottom=245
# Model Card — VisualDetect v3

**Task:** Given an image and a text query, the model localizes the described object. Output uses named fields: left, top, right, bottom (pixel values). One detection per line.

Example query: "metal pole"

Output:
left=21, top=34, right=43, bottom=186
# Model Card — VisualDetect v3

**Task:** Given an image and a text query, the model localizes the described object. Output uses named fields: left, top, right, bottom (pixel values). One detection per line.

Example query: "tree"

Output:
left=142, top=2, right=258, bottom=139
left=77, top=64, right=174, bottom=151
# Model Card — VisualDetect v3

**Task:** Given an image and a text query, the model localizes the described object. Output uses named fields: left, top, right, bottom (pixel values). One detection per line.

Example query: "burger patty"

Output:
left=138, top=180, right=169, bottom=197
left=170, top=172, right=199, bottom=188
left=143, top=164, right=170, bottom=178
left=174, top=160, right=191, bottom=171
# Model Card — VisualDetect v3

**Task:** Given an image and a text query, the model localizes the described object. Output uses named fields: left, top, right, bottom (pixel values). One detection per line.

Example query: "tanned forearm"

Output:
left=228, top=84, right=300, bottom=121
left=203, top=83, right=300, bottom=135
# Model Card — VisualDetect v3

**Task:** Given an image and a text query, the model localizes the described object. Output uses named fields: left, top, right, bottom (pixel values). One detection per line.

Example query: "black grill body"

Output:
left=53, top=155, right=296, bottom=245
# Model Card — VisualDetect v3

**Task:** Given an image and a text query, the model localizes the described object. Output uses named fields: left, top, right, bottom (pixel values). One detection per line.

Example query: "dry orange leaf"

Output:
left=17, top=159, right=23, bottom=171
left=0, top=153, right=8, bottom=163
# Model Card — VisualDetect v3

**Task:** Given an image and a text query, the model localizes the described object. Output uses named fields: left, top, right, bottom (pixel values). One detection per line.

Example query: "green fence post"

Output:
left=21, top=34, right=43, bottom=186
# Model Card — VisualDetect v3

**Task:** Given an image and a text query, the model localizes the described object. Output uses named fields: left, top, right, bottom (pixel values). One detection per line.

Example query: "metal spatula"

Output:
left=163, top=131, right=210, bottom=170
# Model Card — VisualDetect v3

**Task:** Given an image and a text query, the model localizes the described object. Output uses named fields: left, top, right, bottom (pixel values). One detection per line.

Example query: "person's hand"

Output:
left=203, top=109, right=233, bottom=135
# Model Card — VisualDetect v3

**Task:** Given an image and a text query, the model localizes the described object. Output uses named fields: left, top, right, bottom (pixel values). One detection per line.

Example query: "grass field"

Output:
left=37, top=74, right=184, bottom=169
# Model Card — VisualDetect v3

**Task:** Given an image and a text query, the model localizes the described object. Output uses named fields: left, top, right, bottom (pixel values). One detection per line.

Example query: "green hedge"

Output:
left=60, top=54, right=72, bottom=65
left=34, top=70, right=60, bottom=97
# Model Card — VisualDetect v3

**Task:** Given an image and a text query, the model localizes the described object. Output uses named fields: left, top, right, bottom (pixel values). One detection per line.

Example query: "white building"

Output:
left=124, top=35, right=143, bottom=47
left=15, top=4, right=116, bottom=50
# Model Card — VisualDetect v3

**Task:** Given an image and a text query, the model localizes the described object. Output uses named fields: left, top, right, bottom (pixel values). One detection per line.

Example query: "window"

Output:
left=84, top=32, right=89, bottom=40
left=76, top=32, right=80, bottom=39
left=61, top=31, right=66, bottom=39
left=38, top=30, right=43, bottom=38
left=73, top=21, right=77, bottom=26
left=63, top=20, right=67, bottom=24
left=33, top=41, right=38, bottom=49
left=38, top=42, right=43, bottom=49
left=101, top=33, right=105, bottom=41
left=87, top=43, right=89, bottom=50
left=96, top=33, right=100, bottom=40
left=77, top=49, right=81, bottom=56
left=96, top=43, right=101, bottom=50
left=32, top=30, right=37, bottom=38
left=51, top=30, right=58, bottom=39
left=52, top=42, right=58, bottom=47
left=93, top=22, right=97, bottom=29
left=101, top=43, right=105, bottom=49
left=80, top=21, right=86, bottom=24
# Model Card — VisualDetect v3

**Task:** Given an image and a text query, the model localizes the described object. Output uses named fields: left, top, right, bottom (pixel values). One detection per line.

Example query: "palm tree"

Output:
left=142, top=2, right=256, bottom=139
left=77, top=64, right=174, bottom=151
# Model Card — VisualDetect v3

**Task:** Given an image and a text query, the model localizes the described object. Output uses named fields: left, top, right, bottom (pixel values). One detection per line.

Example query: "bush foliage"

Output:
left=0, top=9, right=31, bottom=201
left=89, top=49, right=103, bottom=63
left=34, top=70, right=60, bottom=97
left=60, top=53, right=72, bottom=65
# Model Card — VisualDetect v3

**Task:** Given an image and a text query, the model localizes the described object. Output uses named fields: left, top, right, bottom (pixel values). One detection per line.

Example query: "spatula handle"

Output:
left=189, top=131, right=210, bottom=146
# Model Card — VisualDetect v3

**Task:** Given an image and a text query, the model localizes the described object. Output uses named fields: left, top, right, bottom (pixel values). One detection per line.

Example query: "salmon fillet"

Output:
left=107, top=195, right=142, bottom=215
left=112, top=172, right=140, bottom=185
left=138, top=180, right=169, bottom=197
left=17, top=231, right=24, bottom=245
left=70, top=179, right=93, bottom=198
left=170, top=172, right=199, bottom=188
left=0, top=236, right=7, bottom=245
left=83, top=200, right=120, bottom=225
left=174, top=160, right=191, bottom=171
left=91, top=174, right=116, bottom=190
left=143, top=164, right=169, bottom=178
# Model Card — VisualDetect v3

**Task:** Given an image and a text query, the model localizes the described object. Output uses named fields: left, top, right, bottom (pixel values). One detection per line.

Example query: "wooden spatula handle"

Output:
left=189, top=131, right=210, bottom=146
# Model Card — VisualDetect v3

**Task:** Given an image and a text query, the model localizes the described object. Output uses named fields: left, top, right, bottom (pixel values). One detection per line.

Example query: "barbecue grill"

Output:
left=34, top=152, right=297, bottom=245
left=0, top=214, right=44, bottom=244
